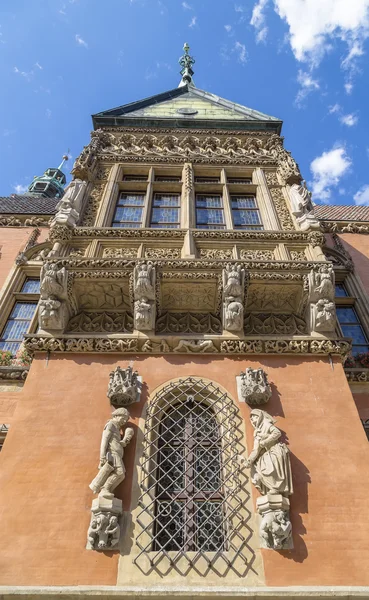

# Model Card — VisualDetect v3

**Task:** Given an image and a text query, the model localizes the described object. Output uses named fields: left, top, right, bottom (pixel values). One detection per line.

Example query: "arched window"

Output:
left=154, top=396, right=224, bottom=552
left=135, top=377, right=251, bottom=570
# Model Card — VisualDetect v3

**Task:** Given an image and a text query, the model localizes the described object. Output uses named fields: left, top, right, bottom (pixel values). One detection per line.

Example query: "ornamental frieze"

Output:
left=67, top=311, right=134, bottom=333
left=23, top=334, right=351, bottom=357
left=244, top=313, right=307, bottom=335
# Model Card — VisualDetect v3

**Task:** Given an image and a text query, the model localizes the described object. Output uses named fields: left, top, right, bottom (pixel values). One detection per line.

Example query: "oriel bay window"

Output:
left=150, top=193, right=180, bottom=229
left=112, top=192, right=145, bottom=228
left=195, top=194, right=225, bottom=229
left=231, top=195, right=263, bottom=230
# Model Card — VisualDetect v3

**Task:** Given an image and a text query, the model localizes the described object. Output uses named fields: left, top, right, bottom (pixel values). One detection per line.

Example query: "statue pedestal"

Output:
left=87, top=496, right=123, bottom=551
left=256, top=494, right=293, bottom=550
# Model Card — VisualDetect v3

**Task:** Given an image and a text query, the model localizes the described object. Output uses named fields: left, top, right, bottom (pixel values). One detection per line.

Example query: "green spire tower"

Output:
left=26, top=154, right=69, bottom=198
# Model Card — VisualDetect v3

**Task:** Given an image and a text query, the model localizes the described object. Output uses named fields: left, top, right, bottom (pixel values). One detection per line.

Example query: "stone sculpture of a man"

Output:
left=89, top=407, right=134, bottom=499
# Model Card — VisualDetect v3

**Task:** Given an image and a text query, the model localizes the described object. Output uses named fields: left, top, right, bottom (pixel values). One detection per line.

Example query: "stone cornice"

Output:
left=345, top=368, right=369, bottom=382
left=24, top=334, right=351, bottom=357
left=0, top=366, right=29, bottom=381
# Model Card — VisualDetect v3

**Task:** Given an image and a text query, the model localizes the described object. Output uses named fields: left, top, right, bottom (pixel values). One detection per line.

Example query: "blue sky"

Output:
left=1, top=0, right=369, bottom=205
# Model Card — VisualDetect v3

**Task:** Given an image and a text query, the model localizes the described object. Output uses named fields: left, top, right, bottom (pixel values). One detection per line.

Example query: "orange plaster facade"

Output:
left=0, top=227, right=48, bottom=290
left=1, top=353, right=369, bottom=587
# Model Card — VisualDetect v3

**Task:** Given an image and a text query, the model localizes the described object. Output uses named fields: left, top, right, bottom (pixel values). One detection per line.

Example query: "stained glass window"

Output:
left=112, top=193, right=145, bottom=228
left=336, top=306, right=369, bottom=356
left=0, top=302, right=38, bottom=354
left=335, top=283, right=348, bottom=297
left=195, top=176, right=220, bottom=184
left=195, top=195, right=225, bottom=229
left=155, top=175, right=181, bottom=182
left=154, top=397, right=224, bottom=552
left=123, top=175, right=148, bottom=182
left=150, top=194, right=180, bottom=229
left=231, top=195, right=263, bottom=230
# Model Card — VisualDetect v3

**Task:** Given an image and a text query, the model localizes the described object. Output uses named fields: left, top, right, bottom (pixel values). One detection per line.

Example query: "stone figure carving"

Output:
left=314, top=299, right=336, bottom=333
left=224, top=297, right=243, bottom=331
left=245, top=409, right=293, bottom=496
left=133, top=262, right=156, bottom=331
left=308, top=264, right=336, bottom=333
left=239, top=368, right=272, bottom=405
left=288, top=181, right=319, bottom=231
left=277, top=150, right=301, bottom=184
left=107, top=366, right=140, bottom=407
left=51, top=179, right=87, bottom=228
left=72, top=129, right=114, bottom=180
left=173, top=339, right=218, bottom=353
left=223, top=264, right=246, bottom=332
left=89, top=407, right=134, bottom=498
left=134, top=298, right=152, bottom=330
left=39, top=263, right=69, bottom=331
left=87, top=402, right=135, bottom=551
left=260, top=508, right=292, bottom=550
left=242, top=409, right=293, bottom=550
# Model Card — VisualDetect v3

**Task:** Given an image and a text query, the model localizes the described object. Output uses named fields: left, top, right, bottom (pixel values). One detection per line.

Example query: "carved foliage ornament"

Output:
left=238, top=368, right=272, bottom=405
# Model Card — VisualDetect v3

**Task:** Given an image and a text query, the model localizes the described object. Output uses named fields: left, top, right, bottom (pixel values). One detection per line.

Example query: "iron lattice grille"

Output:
left=135, top=377, right=251, bottom=569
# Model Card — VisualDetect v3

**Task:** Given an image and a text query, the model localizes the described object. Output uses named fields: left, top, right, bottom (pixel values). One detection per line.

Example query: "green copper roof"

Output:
left=92, top=84, right=282, bottom=133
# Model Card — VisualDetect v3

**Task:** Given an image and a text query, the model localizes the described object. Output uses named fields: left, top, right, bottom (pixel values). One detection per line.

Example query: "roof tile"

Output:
left=0, top=195, right=58, bottom=215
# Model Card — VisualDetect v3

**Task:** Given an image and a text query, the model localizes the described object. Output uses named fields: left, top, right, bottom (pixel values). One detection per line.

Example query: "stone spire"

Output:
left=27, top=154, right=69, bottom=199
left=178, top=42, right=195, bottom=87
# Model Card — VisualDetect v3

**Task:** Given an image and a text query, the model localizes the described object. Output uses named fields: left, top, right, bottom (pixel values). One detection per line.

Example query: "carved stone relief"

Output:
left=246, top=284, right=303, bottom=313
left=103, top=248, right=138, bottom=258
left=67, top=312, right=133, bottom=333
left=81, top=182, right=106, bottom=227
left=144, top=247, right=181, bottom=259
left=240, top=249, right=274, bottom=261
left=199, top=248, right=233, bottom=260
left=74, top=282, right=130, bottom=311
left=156, top=312, right=222, bottom=334
left=289, top=249, right=307, bottom=261
left=269, top=188, right=294, bottom=231
left=161, top=282, right=217, bottom=312
left=107, top=366, right=141, bottom=406
left=237, top=368, right=272, bottom=405
left=242, top=409, right=293, bottom=549
left=264, top=171, right=278, bottom=187
left=244, top=313, right=307, bottom=335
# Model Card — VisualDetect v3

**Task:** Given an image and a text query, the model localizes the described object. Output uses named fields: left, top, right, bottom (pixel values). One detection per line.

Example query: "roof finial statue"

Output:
left=178, top=42, right=195, bottom=88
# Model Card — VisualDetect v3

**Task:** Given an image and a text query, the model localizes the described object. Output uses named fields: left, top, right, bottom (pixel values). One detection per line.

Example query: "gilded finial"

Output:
left=57, top=152, right=69, bottom=171
left=178, top=42, right=195, bottom=87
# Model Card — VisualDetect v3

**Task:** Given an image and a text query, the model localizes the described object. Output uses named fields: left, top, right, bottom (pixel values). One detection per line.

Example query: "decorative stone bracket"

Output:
left=236, top=368, right=271, bottom=405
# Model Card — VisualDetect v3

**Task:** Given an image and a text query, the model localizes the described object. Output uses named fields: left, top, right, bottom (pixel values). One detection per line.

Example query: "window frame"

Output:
left=335, top=282, right=369, bottom=356
left=195, top=194, right=226, bottom=230
left=150, top=192, right=181, bottom=229
left=111, top=191, right=146, bottom=229
left=230, top=194, right=264, bottom=231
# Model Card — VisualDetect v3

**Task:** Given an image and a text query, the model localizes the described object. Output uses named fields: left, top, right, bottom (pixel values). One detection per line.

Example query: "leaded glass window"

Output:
left=335, top=283, right=348, bottom=297
left=112, top=193, right=145, bottom=228
left=0, top=302, right=38, bottom=354
left=227, top=177, right=252, bottom=184
left=336, top=306, right=369, bottom=356
left=21, top=278, right=41, bottom=293
left=195, top=195, right=225, bottom=229
left=231, top=195, right=263, bottom=230
left=135, top=377, right=251, bottom=571
left=150, top=193, right=180, bottom=229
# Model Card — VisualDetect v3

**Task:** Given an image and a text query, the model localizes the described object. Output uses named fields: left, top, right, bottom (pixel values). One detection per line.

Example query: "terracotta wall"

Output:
left=0, top=227, right=48, bottom=291
left=0, top=352, right=369, bottom=586
left=337, top=233, right=369, bottom=296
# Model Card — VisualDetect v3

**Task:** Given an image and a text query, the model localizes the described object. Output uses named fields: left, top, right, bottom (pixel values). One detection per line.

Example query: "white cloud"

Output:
left=273, top=0, right=369, bottom=69
left=13, top=184, right=28, bottom=194
left=340, top=113, right=358, bottom=126
left=310, top=145, right=352, bottom=201
left=345, top=81, right=354, bottom=94
left=35, top=62, right=43, bottom=70
left=235, top=41, right=247, bottom=64
left=250, top=0, right=268, bottom=42
left=189, top=16, right=197, bottom=27
left=13, top=66, right=34, bottom=81
left=46, top=108, right=52, bottom=119
left=329, top=103, right=341, bottom=113
left=354, top=184, right=369, bottom=205
left=182, top=1, right=192, bottom=8
left=234, top=4, right=245, bottom=11
left=295, top=69, right=319, bottom=105
left=225, top=24, right=232, bottom=32
left=75, top=34, right=88, bottom=48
